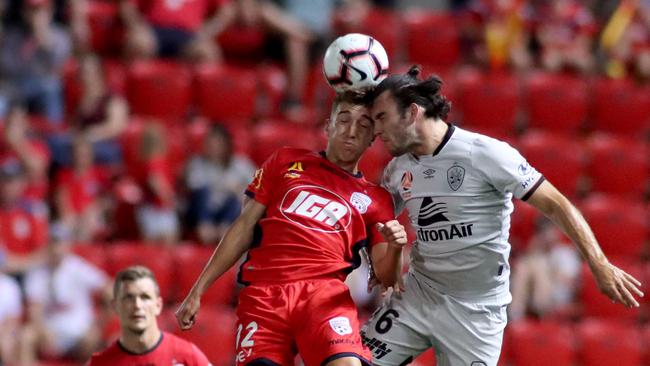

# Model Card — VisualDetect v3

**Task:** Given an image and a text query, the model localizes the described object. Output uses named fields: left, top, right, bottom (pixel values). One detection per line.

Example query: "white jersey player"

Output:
left=361, top=66, right=644, bottom=366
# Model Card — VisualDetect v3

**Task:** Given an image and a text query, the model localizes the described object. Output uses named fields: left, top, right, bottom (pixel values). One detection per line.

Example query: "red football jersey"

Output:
left=132, top=0, right=228, bottom=32
left=88, top=332, right=211, bottom=366
left=241, top=148, right=394, bottom=284
left=0, top=202, right=48, bottom=255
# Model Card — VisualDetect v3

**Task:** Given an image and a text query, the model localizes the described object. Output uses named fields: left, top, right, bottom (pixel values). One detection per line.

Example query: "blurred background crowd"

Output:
left=0, top=0, right=647, bottom=365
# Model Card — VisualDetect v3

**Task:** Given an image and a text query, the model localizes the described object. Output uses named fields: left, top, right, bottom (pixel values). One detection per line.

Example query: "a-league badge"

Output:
left=447, top=164, right=465, bottom=191
left=329, top=316, right=353, bottom=336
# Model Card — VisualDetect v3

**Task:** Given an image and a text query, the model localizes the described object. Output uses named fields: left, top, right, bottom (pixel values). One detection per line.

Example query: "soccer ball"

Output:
left=323, top=33, right=389, bottom=93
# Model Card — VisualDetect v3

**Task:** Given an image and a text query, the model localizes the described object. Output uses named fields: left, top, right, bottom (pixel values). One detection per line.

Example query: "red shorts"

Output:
left=234, top=278, right=372, bottom=366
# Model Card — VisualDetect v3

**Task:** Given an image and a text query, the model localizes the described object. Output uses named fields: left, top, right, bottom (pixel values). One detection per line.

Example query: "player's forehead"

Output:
left=334, top=102, right=372, bottom=123
left=373, top=90, right=395, bottom=109
left=117, top=277, right=158, bottom=297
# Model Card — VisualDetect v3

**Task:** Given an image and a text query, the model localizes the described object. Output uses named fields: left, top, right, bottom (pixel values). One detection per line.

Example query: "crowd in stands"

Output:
left=0, top=0, right=647, bottom=365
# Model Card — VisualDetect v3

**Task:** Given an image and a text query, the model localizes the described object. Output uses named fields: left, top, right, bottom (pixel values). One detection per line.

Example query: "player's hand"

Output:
left=591, top=260, right=643, bottom=308
left=376, top=220, right=407, bottom=249
left=175, top=291, right=201, bottom=330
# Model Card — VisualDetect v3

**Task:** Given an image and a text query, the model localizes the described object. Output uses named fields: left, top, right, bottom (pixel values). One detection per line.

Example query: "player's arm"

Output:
left=176, top=197, right=265, bottom=330
left=369, top=221, right=407, bottom=289
left=525, top=180, right=643, bottom=307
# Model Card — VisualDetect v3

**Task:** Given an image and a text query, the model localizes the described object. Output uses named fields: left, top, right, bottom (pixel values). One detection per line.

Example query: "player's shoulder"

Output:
left=455, top=127, right=517, bottom=161
left=87, top=341, right=120, bottom=365
left=273, top=147, right=316, bottom=162
left=163, top=332, right=199, bottom=352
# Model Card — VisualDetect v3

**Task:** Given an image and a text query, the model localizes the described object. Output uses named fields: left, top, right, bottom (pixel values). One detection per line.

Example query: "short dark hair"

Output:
left=370, top=65, right=451, bottom=120
left=113, top=265, right=160, bottom=298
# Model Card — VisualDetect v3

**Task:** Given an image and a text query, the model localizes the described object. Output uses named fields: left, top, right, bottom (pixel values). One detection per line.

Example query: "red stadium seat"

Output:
left=517, top=131, right=585, bottom=197
left=334, top=8, right=401, bottom=62
left=580, top=195, right=647, bottom=261
left=526, top=72, right=588, bottom=135
left=194, top=64, right=258, bottom=121
left=456, top=68, right=520, bottom=136
left=217, top=25, right=266, bottom=61
left=576, top=320, right=641, bottom=366
left=173, top=306, right=237, bottom=365
left=173, top=245, right=238, bottom=306
left=591, top=78, right=650, bottom=137
left=250, top=120, right=320, bottom=166
left=258, top=64, right=288, bottom=117
left=127, top=61, right=191, bottom=122
left=70, top=244, right=109, bottom=273
left=585, top=134, right=649, bottom=199
left=579, top=260, right=643, bottom=321
left=403, top=11, right=460, bottom=71
left=64, top=59, right=126, bottom=116
left=509, top=201, right=542, bottom=253
left=106, top=242, right=174, bottom=300
left=358, top=140, right=393, bottom=184
left=86, top=0, right=122, bottom=55
left=507, top=321, right=575, bottom=366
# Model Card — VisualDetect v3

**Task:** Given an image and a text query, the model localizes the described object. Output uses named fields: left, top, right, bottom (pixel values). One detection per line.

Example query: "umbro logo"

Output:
left=423, top=169, right=435, bottom=179
left=417, top=197, right=449, bottom=226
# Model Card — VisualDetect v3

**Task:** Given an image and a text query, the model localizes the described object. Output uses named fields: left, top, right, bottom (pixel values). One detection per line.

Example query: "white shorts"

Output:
left=361, top=271, right=508, bottom=366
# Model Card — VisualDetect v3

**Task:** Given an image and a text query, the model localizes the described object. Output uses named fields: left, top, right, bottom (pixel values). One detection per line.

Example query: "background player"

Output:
left=361, top=66, right=644, bottom=366
left=88, top=266, right=211, bottom=366
left=175, top=91, right=408, bottom=366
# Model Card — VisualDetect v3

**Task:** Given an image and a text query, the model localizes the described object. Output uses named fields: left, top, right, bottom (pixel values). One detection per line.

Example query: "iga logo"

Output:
left=281, top=185, right=352, bottom=233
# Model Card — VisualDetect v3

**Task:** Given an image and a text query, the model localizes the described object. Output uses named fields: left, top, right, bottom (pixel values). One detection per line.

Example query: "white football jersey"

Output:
left=382, top=125, right=544, bottom=304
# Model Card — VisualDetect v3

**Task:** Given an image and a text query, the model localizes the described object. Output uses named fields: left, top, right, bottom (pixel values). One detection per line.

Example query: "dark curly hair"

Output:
left=369, top=65, right=451, bottom=121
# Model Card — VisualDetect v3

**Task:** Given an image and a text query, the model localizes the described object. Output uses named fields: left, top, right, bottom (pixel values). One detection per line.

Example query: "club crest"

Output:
left=447, top=165, right=465, bottom=191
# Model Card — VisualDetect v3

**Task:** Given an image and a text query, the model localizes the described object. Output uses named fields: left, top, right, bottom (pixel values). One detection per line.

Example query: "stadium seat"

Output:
left=576, top=319, right=641, bottom=366
left=173, top=245, right=238, bottom=306
left=106, top=242, right=174, bottom=300
left=86, top=0, right=122, bottom=55
left=455, top=68, right=520, bottom=136
left=194, top=64, right=258, bottom=121
left=64, top=59, right=126, bottom=116
left=173, top=306, right=237, bottom=365
left=579, top=260, right=643, bottom=321
left=580, top=195, right=647, bottom=261
left=333, top=8, right=401, bottom=62
left=509, top=201, right=542, bottom=253
left=126, top=60, right=191, bottom=122
left=403, top=11, right=460, bottom=71
left=585, top=134, right=649, bottom=199
left=517, top=131, right=585, bottom=197
left=250, top=120, right=320, bottom=166
left=358, top=140, right=393, bottom=184
left=216, top=25, right=266, bottom=61
left=507, top=321, right=575, bottom=366
left=525, top=72, right=588, bottom=135
left=70, top=244, right=109, bottom=273
left=591, top=78, right=650, bottom=137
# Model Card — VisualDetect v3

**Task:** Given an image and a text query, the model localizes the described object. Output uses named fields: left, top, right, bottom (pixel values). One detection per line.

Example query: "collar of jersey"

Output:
left=118, top=332, right=164, bottom=356
left=319, top=151, right=364, bottom=178
left=410, top=123, right=455, bottom=161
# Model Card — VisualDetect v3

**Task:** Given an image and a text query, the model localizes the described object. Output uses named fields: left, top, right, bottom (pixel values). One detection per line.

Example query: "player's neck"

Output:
left=324, top=150, right=359, bottom=175
left=119, top=326, right=162, bottom=354
left=412, top=119, right=448, bottom=156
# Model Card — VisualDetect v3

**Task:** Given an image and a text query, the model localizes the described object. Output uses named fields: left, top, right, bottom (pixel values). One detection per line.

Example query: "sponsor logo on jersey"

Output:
left=518, top=161, right=532, bottom=176
left=251, top=169, right=263, bottom=189
left=416, top=197, right=474, bottom=242
left=447, top=164, right=465, bottom=191
left=423, top=168, right=436, bottom=179
left=361, top=331, right=393, bottom=360
left=417, top=197, right=449, bottom=226
left=350, top=192, right=372, bottom=214
left=400, top=171, right=413, bottom=199
left=329, top=316, right=353, bottom=335
left=281, top=185, right=352, bottom=233
left=285, top=161, right=303, bottom=178
left=521, top=175, right=537, bottom=190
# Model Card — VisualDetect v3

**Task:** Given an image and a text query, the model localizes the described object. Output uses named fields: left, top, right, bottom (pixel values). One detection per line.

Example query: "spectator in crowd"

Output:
left=0, top=254, right=22, bottom=365
left=18, top=225, right=111, bottom=365
left=185, top=124, right=255, bottom=244
left=133, top=123, right=179, bottom=244
left=509, top=218, right=581, bottom=321
left=119, top=0, right=230, bottom=62
left=0, top=0, right=70, bottom=124
left=536, top=0, right=597, bottom=74
left=49, top=54, right=128, bottom=168
left=0, top=156, right=48, bottom=277
left=54, top=137, right=105, bottom=242
left=2, top=104, right=50, bottom=201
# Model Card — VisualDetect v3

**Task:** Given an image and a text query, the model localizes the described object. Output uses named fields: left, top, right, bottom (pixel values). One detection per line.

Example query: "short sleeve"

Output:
left=191, top=343, right=212, bottom=366
left=245, top=150, right=281, bottom=206
left=380, top=160, right=405, bottom=216
left=365, top=188, right=397, bottom=248
left=473, top=137, right=544, bottom=201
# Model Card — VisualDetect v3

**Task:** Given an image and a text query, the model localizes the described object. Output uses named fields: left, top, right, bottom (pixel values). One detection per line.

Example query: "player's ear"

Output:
left=154, top=295, right=163, bottom=316
left=407, top=103, right=419, bottom=125
left=325, top=118, right=333, bottom=135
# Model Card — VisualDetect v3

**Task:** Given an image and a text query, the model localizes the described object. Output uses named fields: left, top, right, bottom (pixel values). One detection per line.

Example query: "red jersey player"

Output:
left=176, top=91, right=407, bottom=366
left=88, top=266, right=211, bottom=366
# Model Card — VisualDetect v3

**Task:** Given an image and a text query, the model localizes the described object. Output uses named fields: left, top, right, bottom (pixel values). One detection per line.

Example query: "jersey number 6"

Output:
left=375, top=309, right=399, bottom=334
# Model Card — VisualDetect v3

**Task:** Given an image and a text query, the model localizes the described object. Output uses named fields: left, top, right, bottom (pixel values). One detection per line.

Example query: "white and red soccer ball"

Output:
left=323, top=33, right=389, bottom=93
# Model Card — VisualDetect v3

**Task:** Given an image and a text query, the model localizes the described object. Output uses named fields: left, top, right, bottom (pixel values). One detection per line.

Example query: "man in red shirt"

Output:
left=88, top=265, right=211, bottom=366
left=176, top=91, right=407, bottom=366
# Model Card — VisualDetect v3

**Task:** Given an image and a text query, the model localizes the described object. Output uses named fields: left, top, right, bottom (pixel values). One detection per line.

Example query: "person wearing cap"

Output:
left=17, top=225, right=111, bottom=365
left=0, top=0, right=71, bottom=123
